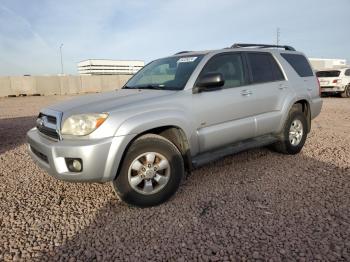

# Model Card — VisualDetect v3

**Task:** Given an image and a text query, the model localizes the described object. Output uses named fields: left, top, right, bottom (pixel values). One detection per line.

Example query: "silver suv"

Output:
left=27, top=43, right=323, bottom=207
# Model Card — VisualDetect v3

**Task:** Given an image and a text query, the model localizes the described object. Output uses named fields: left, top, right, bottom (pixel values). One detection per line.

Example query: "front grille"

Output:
left=38, top=113, right=57, bottom=124
left=47, top=115, right=57, bottom=124
left=30, top=146, right=49, bottom=163
left=36, top=112, right=61, bottom=140
left=37, top=125, right=60, bottom=140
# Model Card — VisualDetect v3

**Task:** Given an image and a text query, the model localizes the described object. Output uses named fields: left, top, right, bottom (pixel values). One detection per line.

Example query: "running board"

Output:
left=192, top=135, right=277, bottom=168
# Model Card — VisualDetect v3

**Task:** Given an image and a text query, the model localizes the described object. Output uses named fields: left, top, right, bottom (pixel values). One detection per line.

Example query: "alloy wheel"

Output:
left=289, top=119, right=303, bottom=146
left=127, top=152, right=170, bottom=195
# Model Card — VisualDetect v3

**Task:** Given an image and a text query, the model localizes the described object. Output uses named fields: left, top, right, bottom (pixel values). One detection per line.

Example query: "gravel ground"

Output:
left=0, top=95, right=349, bottom=261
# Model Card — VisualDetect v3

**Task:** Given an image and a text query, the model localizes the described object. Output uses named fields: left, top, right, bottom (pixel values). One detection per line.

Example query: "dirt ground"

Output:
left=0, top=95, right=349, bottom=261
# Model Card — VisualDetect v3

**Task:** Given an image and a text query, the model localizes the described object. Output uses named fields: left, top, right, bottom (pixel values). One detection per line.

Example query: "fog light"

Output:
left=66, top=158, right=83, bottom=172
left=72, top=160, right=82, bottom=171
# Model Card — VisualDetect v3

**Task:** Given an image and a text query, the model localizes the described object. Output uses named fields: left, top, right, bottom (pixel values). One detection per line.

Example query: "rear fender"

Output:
left=277, top=95, right=312, bottom=134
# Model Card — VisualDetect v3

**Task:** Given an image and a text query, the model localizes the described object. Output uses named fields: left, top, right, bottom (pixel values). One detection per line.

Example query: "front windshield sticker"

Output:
left=177, top=57, right=197, bottom=63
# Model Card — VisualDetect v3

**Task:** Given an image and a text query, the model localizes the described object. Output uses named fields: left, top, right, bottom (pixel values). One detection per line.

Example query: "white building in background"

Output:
left=78, top=59, right=144, bottom=75
left=309, top=58, right=348, bottom=71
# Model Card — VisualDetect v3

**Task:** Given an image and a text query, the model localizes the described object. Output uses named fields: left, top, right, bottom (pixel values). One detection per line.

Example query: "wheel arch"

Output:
left=293, top=99, right=311, bottom=133
left=278, top=97, right=312, bottom=134
left=113, top=124, right=193, bottom=181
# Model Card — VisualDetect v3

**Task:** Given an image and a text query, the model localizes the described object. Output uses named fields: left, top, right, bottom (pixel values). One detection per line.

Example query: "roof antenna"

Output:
left=276, top=27, right=280, bottom=47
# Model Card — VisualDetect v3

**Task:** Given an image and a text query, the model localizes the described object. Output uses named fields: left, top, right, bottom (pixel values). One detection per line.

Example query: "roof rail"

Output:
left=231, top=43, right=296, bottom=51
left=174, top=51, right=192, bottom=55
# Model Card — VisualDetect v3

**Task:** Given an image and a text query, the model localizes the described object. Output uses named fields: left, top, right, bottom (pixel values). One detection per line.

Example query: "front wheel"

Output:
left=272, top=107, right=308, bottom=155
left=111, top=134, right=184, bottom=207
left=341, top=84, right=350, bottom=98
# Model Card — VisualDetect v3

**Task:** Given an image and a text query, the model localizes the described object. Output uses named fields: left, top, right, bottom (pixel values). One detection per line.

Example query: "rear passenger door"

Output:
left=244, top=52, right=289, bottom=136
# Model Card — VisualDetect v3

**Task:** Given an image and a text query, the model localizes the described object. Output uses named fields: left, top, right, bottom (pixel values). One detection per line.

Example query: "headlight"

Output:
left=61, top=113, right=108, bottom=136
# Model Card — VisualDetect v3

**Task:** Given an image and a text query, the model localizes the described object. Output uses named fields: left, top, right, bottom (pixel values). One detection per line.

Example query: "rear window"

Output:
left=247, top=53, right=285, bottom=84
left=281, top=53, right=313, bottom=77
left=316, top=71, right=341, bottom=78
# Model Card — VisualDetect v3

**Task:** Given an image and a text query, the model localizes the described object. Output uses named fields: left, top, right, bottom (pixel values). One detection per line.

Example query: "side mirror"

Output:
left=194, top=72, right=225, bottom=93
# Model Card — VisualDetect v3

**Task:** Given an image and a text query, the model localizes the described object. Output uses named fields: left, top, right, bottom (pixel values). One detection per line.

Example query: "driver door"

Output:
left=191, top=53, right=257, bottom=153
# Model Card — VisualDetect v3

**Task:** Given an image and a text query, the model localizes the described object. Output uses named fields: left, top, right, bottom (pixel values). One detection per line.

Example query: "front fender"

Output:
left=105, top=109, right=196, bottom=180
left=114, top=109, right=193, bottom=139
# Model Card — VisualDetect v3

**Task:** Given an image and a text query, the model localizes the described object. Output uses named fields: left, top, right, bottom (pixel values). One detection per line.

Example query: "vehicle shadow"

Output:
left=0, top=116, right=36, bottom=154
left=37, top=149, right=350, bottom=261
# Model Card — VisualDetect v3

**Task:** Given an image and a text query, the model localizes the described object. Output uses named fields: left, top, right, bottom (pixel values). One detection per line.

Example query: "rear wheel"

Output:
left=111, top=134, right=184, bottom=207
left=272, top=106, right=308, bottom=155
left=341, top=84, right=350, bottom=98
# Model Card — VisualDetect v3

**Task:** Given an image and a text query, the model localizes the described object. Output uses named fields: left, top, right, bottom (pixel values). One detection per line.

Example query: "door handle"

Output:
left=278, top=84, right=287, bottom=89
left=240, top=90, right=253, bottom=96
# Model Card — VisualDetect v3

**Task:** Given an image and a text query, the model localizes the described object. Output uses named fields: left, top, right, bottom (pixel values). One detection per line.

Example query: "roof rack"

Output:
left=174, top=51, right=192, bottom=55
left=231, top=43, right=296, bottom=51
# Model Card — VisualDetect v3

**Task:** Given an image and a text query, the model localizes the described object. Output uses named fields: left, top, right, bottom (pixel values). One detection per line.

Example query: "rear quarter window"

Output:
left=345, top=69, right=350, bottom=76
left=281, top=53, right=314, bottom=77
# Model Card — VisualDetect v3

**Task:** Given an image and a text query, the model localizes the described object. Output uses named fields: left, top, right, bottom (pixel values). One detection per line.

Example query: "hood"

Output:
left=47, top=89, right=174, bottom=116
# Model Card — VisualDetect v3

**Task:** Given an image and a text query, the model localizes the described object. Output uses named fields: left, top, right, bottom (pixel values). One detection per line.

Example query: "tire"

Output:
left=111, top=134, right=184, bottom=207
left=272, top=106, right=308, bottom=155
left=341, top=84, right=350, bottom=98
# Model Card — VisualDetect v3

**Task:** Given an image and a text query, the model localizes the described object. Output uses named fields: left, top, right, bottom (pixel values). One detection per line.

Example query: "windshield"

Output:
left=124, top=55, right=204, bottom=90
left=316, top=70, right=341, bottom=78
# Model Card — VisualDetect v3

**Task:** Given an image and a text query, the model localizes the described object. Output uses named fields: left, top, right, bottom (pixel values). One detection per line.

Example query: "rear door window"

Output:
left=280, top=53, right=314, bottom=77
left=246, top=53, right=285, bottom=83
left=345, top=69, right=350, bottom=76
left=268, top=56, right=285, bottom=81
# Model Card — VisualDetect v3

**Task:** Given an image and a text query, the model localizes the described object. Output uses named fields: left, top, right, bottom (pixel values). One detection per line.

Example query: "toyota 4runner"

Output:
left=27, top=43, right=323, bottom=207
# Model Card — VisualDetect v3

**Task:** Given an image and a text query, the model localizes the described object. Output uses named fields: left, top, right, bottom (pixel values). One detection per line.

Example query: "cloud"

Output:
left=0, top=4, right=59, bottom=75
left=0, top=4, right=49, bottom=47
left=0, top=0, right=349, bottom=76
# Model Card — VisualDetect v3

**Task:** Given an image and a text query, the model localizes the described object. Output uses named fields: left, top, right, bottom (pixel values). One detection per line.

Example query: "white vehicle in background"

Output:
left=317, top=68, right=350, bottom=98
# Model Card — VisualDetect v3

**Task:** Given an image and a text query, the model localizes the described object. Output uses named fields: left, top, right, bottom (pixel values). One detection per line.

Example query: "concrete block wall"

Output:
left=0, top=77, right=13, bottom=97
left=80, top=76, right=102, bottom=93
left=100, top=75, right=131, bottom=92
left=0, top=75, right=132, bottom=97
left=36, top=76, right=61, bottom=95
left=10, top=76, right=37, bottom=95
left=59, top=76, right=79, bottom=95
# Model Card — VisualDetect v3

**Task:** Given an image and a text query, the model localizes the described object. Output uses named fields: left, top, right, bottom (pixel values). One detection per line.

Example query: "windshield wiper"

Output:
left=134, top=84, right=164, bottom=90
left=123, top=84, right=178, bottom=90
left=123, top=85, right=134, bottom=89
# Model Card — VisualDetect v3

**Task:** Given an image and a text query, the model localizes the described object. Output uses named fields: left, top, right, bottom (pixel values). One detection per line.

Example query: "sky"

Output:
left=0, top=0, right=349, bottom=76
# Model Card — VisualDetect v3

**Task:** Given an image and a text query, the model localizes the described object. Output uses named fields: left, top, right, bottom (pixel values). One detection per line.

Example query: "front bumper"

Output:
left=27, top=128, right=134, bottom=183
